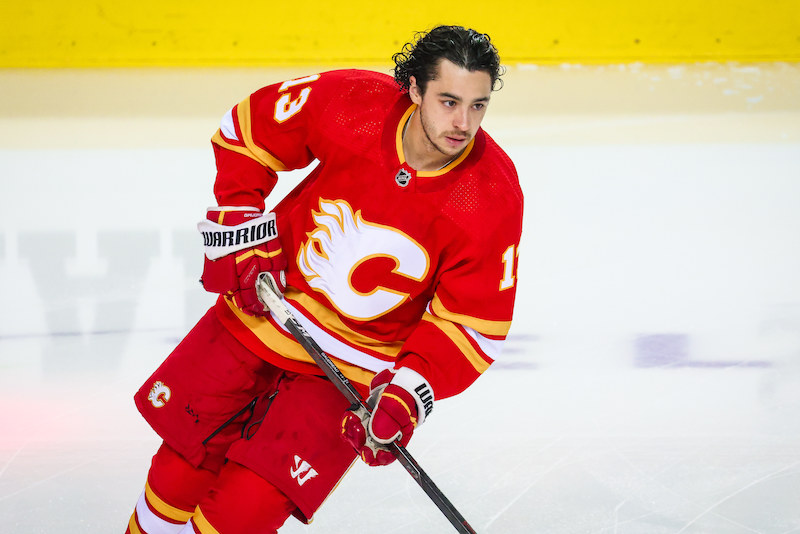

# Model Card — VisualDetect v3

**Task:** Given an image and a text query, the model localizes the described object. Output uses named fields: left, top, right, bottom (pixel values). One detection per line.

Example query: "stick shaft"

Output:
left=256, top=275, right=477, bottom=534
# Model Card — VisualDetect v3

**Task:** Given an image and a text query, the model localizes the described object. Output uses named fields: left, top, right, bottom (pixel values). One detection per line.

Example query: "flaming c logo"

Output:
left=297, top=199, right=430, bottom=321
left=147, top=381, right=172, bottom=408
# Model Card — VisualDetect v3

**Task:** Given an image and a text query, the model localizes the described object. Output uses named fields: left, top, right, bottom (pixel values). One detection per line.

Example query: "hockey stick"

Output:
left=255, top=273, right=478, bottom=534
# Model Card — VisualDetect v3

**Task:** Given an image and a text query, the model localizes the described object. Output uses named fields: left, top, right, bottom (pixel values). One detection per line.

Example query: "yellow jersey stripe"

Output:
left=395, top=104, right=416, bottom=165
left=224, top=298, right=377, bottom=387
left=211, top=130, right=262, bottom=164
left=417, top=138, right=475, bottom=178
left=421, top=312, right=492, bottom=374
left=286, top=289, right=406, bottom=357
left=225, top=298, right=312, bottom=361
left=236, top=97, right=288, bottom=171
left=431, top=294, right=512, bottom=337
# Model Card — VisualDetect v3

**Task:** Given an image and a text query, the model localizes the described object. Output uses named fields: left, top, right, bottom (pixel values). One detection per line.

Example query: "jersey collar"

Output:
left=394, top=104, right=476, bottom=177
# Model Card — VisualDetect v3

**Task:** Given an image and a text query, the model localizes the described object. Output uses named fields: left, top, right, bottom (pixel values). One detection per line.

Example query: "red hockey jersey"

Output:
left=210, top=69, right=523, bottom=401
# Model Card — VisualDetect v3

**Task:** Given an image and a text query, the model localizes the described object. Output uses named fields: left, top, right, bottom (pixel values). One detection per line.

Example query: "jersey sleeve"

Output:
left=398, top=185, right=524, bottom=400
left=210, top=72, right=338, bottom=208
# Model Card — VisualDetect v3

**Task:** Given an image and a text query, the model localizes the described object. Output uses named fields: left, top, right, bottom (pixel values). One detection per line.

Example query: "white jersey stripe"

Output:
left=274, top=299, right=395, bottom=374
left=220, top=108, right=239, bottom=141
left=463, top=325, right=505, bottom=360
left=426, top=301, right=504, bottom=361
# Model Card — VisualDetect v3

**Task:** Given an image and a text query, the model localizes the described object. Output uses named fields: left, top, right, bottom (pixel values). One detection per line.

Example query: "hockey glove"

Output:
left=198, top=207, right=287, bottom=317
left=341, top=367, right=434, bottom=466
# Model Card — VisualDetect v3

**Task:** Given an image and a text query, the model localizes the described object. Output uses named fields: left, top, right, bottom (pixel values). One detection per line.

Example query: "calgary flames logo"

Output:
left=147, top=381, right=172, bottom=408
left=297, top=199, right=429, bottom=321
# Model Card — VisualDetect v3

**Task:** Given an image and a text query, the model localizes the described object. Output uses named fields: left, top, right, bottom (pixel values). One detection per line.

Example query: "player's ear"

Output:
left=409, top=76, right=422, bottom=105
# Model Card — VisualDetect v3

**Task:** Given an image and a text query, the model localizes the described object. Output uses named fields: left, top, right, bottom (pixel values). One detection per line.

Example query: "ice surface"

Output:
left=1, top=63, right=800, bottom=533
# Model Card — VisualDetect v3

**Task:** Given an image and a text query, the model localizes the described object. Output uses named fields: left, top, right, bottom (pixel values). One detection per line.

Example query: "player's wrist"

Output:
left=198, top=207, right=278, bottom=261
left=389, top=367, right=434, bottom=427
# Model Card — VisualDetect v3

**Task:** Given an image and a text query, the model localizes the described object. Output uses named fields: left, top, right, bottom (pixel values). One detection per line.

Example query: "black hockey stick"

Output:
left=255, top=273, right=478, bottom=534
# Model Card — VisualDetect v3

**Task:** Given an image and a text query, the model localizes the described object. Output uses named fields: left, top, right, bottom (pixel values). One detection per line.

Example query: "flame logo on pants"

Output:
left=297, top=199, right=429, bottom=321
left=147, top=381, right=171, bottom=408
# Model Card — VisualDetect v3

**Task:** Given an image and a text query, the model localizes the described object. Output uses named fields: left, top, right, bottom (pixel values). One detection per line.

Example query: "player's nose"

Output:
left=452, top=108, right=469, bottom=131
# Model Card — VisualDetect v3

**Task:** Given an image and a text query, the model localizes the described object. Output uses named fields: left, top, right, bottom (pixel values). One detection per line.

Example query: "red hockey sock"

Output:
left=191, top=461, right=296, bottom=534
left=127, top=442, right=219, bottom=533
left=148, top=442, right=218, bottom=514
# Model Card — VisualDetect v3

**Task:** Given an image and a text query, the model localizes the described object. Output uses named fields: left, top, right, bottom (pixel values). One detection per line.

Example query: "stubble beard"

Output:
left=418, top=107, right=466, bottom=159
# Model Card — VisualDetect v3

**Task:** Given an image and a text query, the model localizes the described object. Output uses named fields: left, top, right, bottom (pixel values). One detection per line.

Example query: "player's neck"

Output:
left=402, top=111, right=460, bottom=172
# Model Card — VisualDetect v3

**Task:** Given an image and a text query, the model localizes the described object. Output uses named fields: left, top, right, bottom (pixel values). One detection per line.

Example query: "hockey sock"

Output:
left=127, top=442, right=218, bottom=534
left=182, top=461, right=295, bottom=534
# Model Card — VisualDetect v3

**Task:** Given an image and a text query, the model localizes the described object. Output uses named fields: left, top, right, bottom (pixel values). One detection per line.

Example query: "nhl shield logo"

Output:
left=394, top=168, right=411, bottom=187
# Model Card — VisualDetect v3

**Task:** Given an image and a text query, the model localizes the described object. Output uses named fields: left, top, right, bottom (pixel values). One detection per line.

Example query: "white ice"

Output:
left=1, top=63, right=800, bottom=533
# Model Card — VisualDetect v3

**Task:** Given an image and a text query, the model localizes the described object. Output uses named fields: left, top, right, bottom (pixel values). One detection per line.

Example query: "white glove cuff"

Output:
left=198, top=210, right=278, bottom=260
left=392, top=367, right=434, bottom=427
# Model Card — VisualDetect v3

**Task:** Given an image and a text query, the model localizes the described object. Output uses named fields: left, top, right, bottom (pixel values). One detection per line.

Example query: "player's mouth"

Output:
left=444, top=134, right=468, bottom=147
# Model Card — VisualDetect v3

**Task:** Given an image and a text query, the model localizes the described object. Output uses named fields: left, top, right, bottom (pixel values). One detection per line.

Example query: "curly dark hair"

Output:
left=393, top=25, right=505, bottom=94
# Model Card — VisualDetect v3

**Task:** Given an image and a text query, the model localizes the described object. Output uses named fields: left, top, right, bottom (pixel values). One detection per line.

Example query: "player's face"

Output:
left=409, top=59, right=492, bottom=160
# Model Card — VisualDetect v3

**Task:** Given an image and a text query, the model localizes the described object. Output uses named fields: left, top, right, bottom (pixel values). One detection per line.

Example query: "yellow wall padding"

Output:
left=2, top=1, right=799, bottom=67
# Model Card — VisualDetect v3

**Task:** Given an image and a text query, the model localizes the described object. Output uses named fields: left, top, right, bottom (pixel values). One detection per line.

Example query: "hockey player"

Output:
left=126, top=25, right=523, bottom=534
